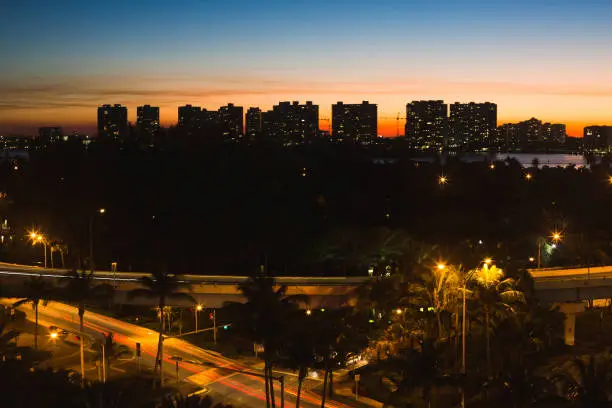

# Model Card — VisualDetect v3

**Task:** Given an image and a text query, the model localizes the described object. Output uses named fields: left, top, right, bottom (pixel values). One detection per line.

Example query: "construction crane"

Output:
left=380, top=113, right=407, bottom=137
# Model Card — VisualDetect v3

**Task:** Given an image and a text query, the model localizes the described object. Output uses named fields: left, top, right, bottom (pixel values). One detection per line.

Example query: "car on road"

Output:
left=49, top=325, right=69, bottom=339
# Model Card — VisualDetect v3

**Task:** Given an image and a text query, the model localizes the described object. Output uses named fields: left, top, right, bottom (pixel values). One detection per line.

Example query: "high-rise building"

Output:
left=97, top=104, right=128, bottom=138
left=38, top=127, right=63, bottom=144
left=332, top=101, right=377, bottom=143
left=262, top=101, right=319, bottom=143
left=584, top=126, right=612, bottom=152
left=449, top=102, right=497, bottom=150
left=178, top=105, right=202, bottom=132
left=246, top=107, right=262, bottom=140
left=136, top=105, right=160, bottom=138
left=497, top=118, right=567, bottom=151
left=218, top=103, right=243, bottom=139
left=405, top=100, right=448, bottom=150
left=542, top=123, right=567, bottom=144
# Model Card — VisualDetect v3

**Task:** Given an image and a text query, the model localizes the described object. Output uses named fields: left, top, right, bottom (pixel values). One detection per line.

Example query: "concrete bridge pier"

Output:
left=557, top=302, right=586, bottom=346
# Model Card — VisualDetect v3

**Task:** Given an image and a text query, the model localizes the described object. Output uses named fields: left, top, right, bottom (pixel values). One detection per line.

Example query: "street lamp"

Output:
left=89, top=208, right=106, bottom=273
left=28, top=230, right=48, bottom=268
left=438, top=175, right=448, bottom=186
left=537, top=231, right=563, bottom=268
left=195, top=305, right=202, bottom=333
left=437, top=263, right=446, bottom=270
left=525, top=173, right=533, bottom=181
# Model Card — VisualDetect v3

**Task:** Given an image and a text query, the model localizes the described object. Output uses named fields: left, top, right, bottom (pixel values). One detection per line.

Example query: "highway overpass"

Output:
left=5, top=261, right=612, bottom=346
left=528, top=265, right=612, bottom=346
left=529, top=265, right=612, bottom=302
left=0, top=262, right=367, bottom=308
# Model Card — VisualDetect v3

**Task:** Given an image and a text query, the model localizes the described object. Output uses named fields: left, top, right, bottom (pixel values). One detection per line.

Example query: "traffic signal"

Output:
left=209, top=313, right=214, bottom=320
left=223, top=325, right=228, bottom=330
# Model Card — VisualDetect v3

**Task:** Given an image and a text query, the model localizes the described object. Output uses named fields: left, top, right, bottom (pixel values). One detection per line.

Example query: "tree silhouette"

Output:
left=127, top=270, right=194, bottom=388
left=225, top=275, right=306, bottom=408
left=12, top=275, right=53, bottom=350
left=61, top=268, right=114, bottom=386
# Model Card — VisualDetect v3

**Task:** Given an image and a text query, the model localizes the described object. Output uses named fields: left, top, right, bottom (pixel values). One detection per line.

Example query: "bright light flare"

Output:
left=437, top=263, right=446, bottom=270
left=50, top=332, right=58, bottom=339
left=196, top=305, right=203, bottom=311
left=551, top=231, right=562, bottom=242
left=484, top=258, right=492, bottom=265
left=438, top=175, right=448, bottom=185
left=306, top=309, right=312, bottom=316
left=525, top=173, right=533, bottom=181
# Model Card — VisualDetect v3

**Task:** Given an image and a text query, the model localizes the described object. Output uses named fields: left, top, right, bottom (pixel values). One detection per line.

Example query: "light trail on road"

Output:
left=5, top=300, right=350, bottom=408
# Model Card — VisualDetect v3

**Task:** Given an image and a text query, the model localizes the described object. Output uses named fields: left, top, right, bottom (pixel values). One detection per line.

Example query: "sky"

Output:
left=1, top=0, right=612, bottom=137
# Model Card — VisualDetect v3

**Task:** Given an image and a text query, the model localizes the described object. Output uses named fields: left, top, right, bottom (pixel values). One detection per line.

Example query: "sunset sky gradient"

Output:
left=1, top=0, right=611, bottom=136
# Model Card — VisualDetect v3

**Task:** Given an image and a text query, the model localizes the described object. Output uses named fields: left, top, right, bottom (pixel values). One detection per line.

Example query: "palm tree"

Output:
left=381, top=340, right=455, bottom=408
left=49, top=242, right=68, bottom=269
left=280, top=313, right=316, bottom=408
left=91, top=332, right=131, bottom=382
left=127, top=270, right=194, bottom=388
left=408, top=264, right=461, bottom=340
left=61, top=268, right=114, bottom=386
left=472, top=264, right=524, bottom=378
left=225, top=275, right=307, bottom=408
left=315, top=308, right=373, bottom=407
left=553, top=355, right=612, bottom=408
left=12, top=275, right=53, bottom=350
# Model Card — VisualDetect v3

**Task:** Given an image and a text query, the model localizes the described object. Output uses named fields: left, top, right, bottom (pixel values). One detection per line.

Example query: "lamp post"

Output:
left=29, top=231, right=47, bottom=268
left=537, top=231, right=562, bottom=269
left=195, top=304, right=202, bottom=333
left=89, top=208, right=106, bottom=273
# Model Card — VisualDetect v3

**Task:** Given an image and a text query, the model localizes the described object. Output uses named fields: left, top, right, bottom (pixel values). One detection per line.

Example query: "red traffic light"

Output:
left=209, top=313, right=214, bottom=320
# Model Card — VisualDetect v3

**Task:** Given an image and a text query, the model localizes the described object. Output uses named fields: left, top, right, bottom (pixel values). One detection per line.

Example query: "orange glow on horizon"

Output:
left=0, top=104, right=604, bottom=138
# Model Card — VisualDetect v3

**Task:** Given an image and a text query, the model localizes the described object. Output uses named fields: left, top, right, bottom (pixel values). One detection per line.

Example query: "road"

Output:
left=9, top=300, right=353, bottom=408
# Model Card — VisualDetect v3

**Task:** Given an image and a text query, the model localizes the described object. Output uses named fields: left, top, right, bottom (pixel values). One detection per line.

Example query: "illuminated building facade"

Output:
left=449, top=102, right=497, bottom=150
left=97, top=104, right=128, bottom=139
left=405, top=100, right=448, bottom=150
left=332, top=101, right=377, bottom=143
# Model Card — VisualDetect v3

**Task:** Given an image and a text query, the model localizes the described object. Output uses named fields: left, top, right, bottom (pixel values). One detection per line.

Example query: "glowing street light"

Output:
left=438, top=175, right=448, bottom=186
left=50, top=331, right=58, bottom=339
left=437, top=263, right=446, bottom=271
left=484, top=258, right=492, bottom=265
left=608, top=175, right=612, bottom=185
left=306, top=309, right=312, bottom=316
left=194, top=304, right=203, bottom=332
left=551, top=231, right=562, bottom=242
left=28, top=230, right=48, bottom=268
left=395, top=308, right=403, bottom=315
left=525, top=173, right=533, bottom=181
